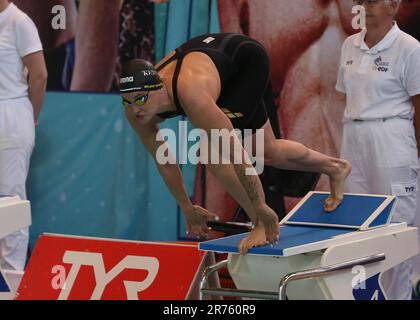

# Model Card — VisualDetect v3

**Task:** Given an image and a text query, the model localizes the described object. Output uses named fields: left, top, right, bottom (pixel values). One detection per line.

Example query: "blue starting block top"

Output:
left=199, top=192, right=397, bottom=256
left=199, top=225, right=351, bottom=256
left=282, top=192, right=396, bottom=230
left=0, top=271, right=10, bottom=294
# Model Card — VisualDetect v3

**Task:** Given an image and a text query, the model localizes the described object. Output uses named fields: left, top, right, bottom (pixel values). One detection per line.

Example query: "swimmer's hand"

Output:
left=255, top=205, right=279, bottom=244
left=182, top=205, right=219, bottom=239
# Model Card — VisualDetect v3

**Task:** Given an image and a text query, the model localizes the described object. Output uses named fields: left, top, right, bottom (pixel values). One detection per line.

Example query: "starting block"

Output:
left=0, top=197, right=31, bottom=300
left=199, top=192, right=420, bottom=300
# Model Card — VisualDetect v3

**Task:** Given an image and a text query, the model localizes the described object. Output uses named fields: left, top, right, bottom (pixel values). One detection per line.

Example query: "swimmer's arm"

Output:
left=182, top=94, right=280, bottom=244
left=179, top=91, right=267, bottom=213
left=125, top=110, right=193, bottom=211
left=413, top=95, right=420, bottom=157
left=22, top=51, right=48, bottom=125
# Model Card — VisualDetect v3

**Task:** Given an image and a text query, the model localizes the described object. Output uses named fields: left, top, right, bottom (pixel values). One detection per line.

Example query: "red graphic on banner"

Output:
left=16, top=235, right=205, bottom=300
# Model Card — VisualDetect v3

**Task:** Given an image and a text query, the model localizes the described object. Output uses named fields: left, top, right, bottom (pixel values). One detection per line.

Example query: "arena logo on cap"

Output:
left=120, top=76, right=134, bottom=84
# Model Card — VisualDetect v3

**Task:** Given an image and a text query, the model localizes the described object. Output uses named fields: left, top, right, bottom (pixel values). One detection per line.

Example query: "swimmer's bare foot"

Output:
left=324, top=159, right=352, bottom=212
left=238, top=223, right=277, bottom=255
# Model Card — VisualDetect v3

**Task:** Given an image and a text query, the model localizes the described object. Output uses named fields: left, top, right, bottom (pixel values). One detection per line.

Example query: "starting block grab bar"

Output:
left=199, top=253, right=386, bottom=300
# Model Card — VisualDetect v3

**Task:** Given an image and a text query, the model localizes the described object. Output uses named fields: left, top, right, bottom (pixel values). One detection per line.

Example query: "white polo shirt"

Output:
left=0, top=3, right=43, bottom=100
left=336, top=22, right=420, bottom=121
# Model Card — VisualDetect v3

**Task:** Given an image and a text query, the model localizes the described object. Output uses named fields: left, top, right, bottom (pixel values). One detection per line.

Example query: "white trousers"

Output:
left=341, top=117, right=419, bottom=300
left=0, top=97, right=35, bottom=271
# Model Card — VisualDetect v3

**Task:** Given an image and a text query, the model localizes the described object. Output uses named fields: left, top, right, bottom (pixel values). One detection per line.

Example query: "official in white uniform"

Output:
left=336, top=0, right=420, bottom=299
left=0, top=0, right=47, bottom=271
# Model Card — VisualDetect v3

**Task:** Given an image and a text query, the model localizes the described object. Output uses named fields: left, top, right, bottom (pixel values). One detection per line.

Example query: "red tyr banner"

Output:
left=16, top=234, right=205, bottom=300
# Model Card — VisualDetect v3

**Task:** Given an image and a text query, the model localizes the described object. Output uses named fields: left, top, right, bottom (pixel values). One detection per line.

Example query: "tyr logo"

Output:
left=52, top=251, right=159, bottom=300
left=406, top=186, right=415, bottom=193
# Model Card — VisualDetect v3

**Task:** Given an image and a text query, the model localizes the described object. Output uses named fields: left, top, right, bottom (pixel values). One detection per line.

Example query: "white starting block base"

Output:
left=0, top=197, right=31, bottom=300
left=228, top=223, right=417, bottom=300
left=0, top=270, right=24, bottom=299
left=0, top=197, right=31, bottom=239
left=199, top=192, right=420, bottom=300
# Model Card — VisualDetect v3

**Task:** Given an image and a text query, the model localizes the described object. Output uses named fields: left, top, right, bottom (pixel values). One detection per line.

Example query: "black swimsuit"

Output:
left=156, top=33, right=270, bottom=134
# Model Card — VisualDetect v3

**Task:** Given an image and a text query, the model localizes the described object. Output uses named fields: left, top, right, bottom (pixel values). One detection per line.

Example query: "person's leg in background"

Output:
left=378, top=165, right=418, bottom=300
left=340, top=121, right=370, bottom=194
left=381, top=197, right=416, bottom=300
left=378, top=180, right=417, bottom=299
left=0, top=98, right=35, bottom=271
left=369, top=119, right=418, bottom=300
left=343, top=118, right=419, bottom=300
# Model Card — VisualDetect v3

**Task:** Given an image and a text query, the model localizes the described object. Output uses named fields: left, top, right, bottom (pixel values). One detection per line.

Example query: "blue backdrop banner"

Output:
left=27, top=92, right=184, bottom=249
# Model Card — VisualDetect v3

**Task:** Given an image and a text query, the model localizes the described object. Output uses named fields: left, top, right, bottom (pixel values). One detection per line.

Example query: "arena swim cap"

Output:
left=119, top=59, right=163, bottom=93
